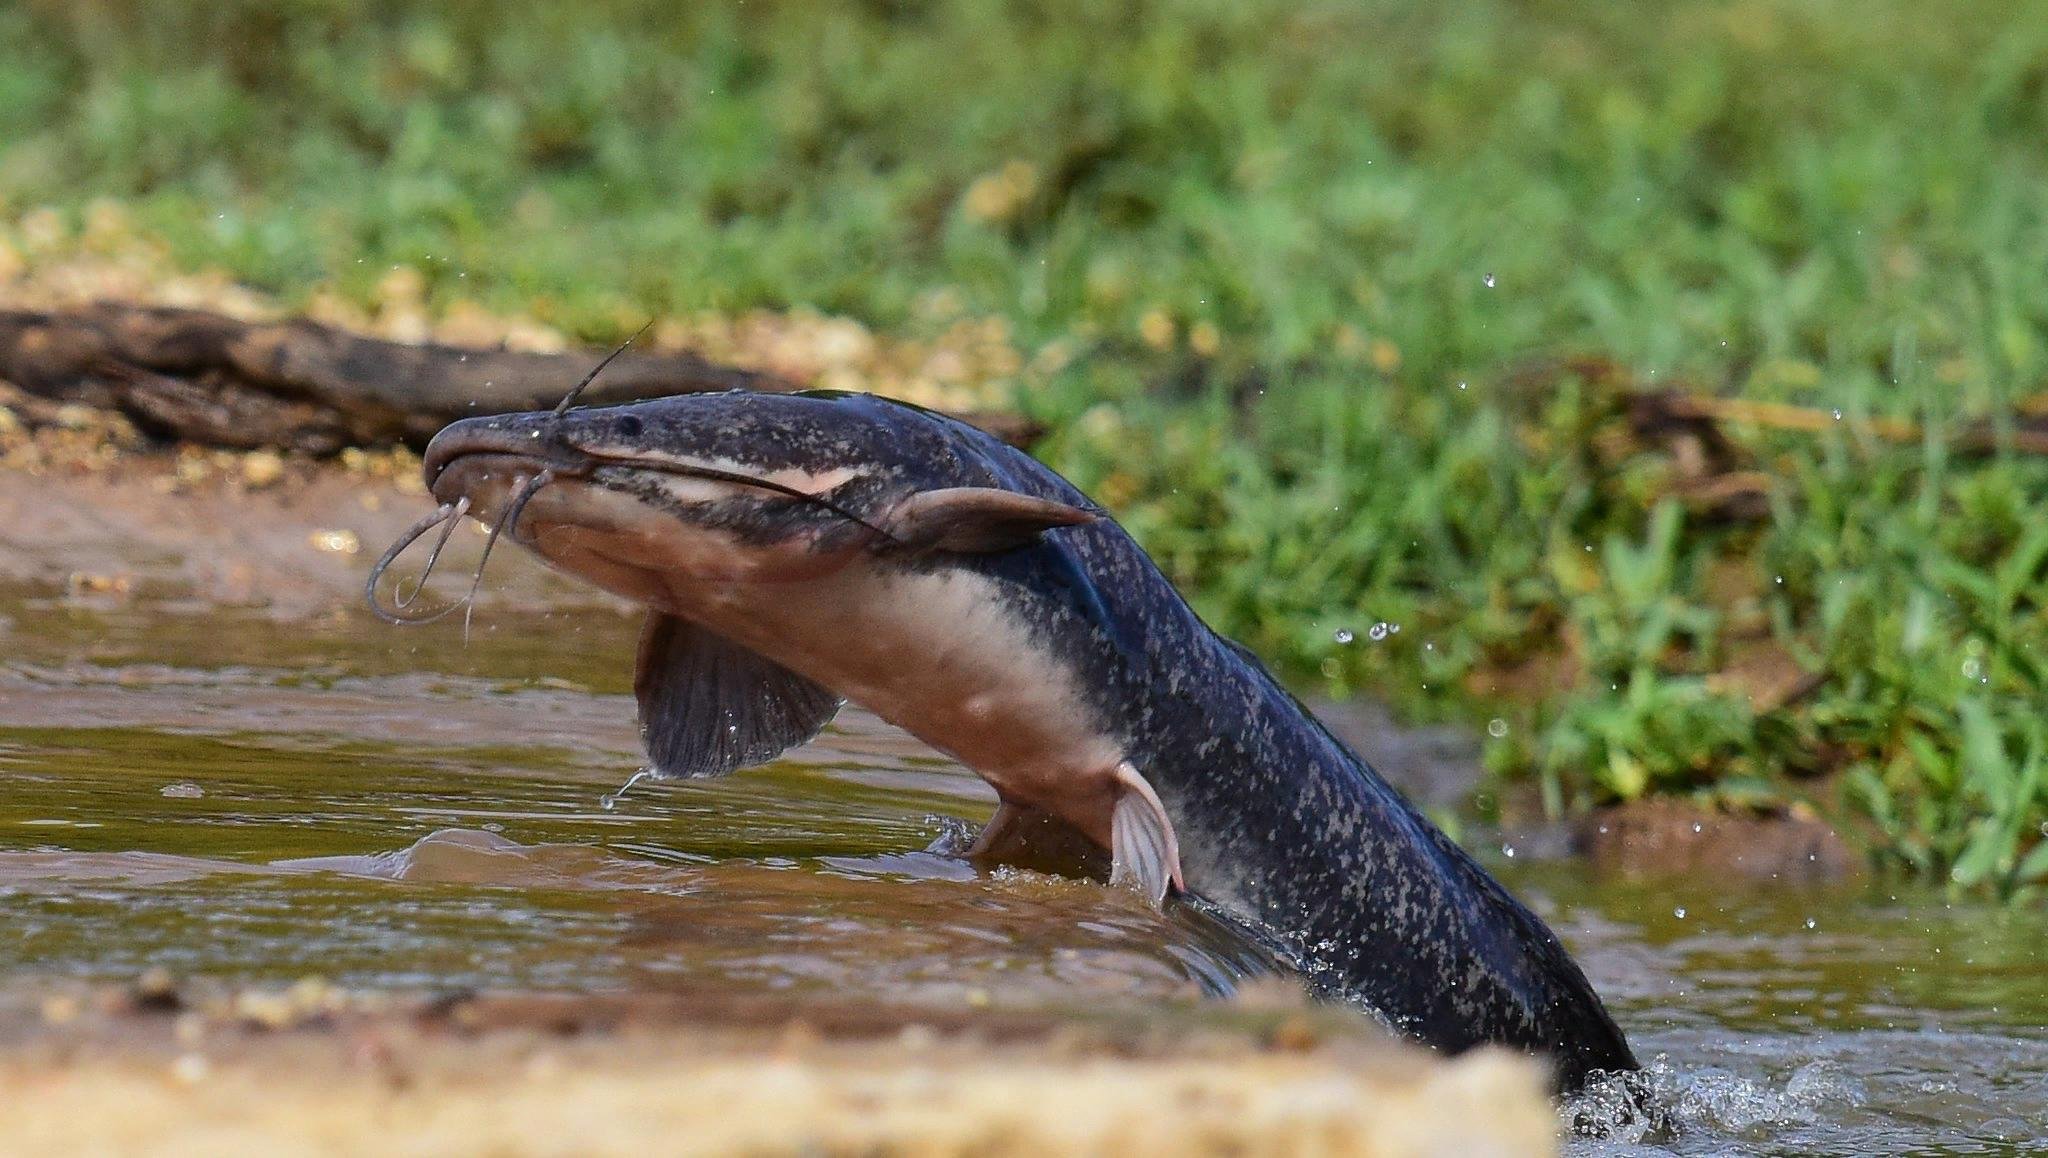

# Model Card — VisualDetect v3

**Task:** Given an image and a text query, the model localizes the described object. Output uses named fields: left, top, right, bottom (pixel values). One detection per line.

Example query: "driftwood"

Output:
left=1629, top=389, right=2048, bottom=456
left=0, top=303, right=1039, bottom=454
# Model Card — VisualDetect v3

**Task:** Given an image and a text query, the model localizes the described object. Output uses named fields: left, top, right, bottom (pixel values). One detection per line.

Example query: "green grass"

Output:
left=3, top=0, right=2046, bottom=895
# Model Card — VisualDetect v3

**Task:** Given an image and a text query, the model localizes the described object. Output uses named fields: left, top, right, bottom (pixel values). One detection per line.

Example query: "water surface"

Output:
left=1, top=595, right=2042, bottom=1153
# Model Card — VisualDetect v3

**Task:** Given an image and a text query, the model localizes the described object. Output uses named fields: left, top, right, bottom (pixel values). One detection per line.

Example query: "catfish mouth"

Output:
left=429, top=450, right=555, bottom=504
left=422, top=424, right=590, bottom=505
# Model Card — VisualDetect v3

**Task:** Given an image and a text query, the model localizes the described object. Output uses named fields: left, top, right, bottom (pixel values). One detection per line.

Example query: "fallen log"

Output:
left=0, top=303, right=1039, bottom=454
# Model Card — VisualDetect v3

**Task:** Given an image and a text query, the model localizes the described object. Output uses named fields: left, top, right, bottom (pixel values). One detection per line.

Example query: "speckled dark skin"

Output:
left=422, top=390, right=1638, bottom=1092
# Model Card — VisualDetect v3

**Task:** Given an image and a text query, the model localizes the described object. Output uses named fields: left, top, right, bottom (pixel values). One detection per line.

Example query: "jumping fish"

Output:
left=377, top=388, right=1637, bottom=1090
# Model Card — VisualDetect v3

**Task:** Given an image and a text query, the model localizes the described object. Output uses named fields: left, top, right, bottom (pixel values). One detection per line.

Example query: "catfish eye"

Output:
left=615, top=415, right=645, bottom=438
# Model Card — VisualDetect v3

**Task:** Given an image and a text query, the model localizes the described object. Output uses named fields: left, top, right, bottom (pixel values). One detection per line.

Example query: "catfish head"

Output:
left=417, top=390, right=1097, bottom=605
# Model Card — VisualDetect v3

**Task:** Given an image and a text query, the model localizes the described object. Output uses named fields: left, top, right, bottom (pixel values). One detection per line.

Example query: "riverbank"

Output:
left=0, top=983, right=1555, bottom=1157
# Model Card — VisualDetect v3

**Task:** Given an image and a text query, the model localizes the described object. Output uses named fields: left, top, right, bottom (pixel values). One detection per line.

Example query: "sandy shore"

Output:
left=0, top=986, right=1557, bottom=1157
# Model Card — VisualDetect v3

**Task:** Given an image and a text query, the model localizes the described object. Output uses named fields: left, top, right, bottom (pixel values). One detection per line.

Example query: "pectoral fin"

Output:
left=1107, top=761, right=1184, bottom=906
left=634, top=612, right=843, bottom=779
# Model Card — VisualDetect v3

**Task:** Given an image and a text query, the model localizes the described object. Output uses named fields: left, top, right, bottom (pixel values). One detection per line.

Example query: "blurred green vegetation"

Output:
left=3, top=0, right=2046, bottom=895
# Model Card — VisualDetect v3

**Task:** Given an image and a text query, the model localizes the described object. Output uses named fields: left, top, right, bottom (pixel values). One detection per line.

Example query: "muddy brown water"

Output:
left=2, top=591, right=2045, bottom=1154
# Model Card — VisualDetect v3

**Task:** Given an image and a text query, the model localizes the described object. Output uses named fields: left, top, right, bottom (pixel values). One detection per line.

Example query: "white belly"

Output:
left=667, top=565, right=1127, bottom=843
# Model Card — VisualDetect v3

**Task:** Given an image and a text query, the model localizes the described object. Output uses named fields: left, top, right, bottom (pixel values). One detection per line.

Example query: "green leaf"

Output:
left=1604, top=749, right=1648, bottom=800
left=1956, top=699, right=2010, bottom=803
left=1949, top=819, right=2009, bottom=888
left=1994, top=521, right=2048, bottom=604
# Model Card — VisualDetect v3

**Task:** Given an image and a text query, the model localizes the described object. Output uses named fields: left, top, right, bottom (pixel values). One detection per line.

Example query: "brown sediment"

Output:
left=0, top=983, right=1558, bottom=1157
left=0, top=427, right=593, bottom=618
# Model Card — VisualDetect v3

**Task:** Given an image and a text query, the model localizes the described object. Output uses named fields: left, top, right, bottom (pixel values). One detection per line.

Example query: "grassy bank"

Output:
left=3, top=0, right=2045, bottom=894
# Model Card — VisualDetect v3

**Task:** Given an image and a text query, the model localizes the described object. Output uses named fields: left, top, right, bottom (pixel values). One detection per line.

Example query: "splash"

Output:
left=1563, top=1057, right=1867, bottom=1149
left=600, top=768, right=662, bottom=812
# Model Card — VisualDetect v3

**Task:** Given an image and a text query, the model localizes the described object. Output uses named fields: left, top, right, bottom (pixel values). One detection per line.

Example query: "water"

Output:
left=0, top=598, right=1266, bottom=1007
left=2, top=594, right=2044, bottom=1152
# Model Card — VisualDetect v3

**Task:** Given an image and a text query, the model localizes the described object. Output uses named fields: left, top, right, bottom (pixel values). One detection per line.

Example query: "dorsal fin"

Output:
left=883, top=487, right=1097, bottom=554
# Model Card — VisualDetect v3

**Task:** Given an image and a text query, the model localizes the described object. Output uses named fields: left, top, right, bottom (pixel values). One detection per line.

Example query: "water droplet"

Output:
left=1805, top=917, right=1817, bottom=930
left=1456, top=380, right=1468, bottom=390
left=1501, top=844, right=1516, bottom=858
left=600, top=768, right=659, bottom=811
left=1691, top=822, right=1702, bottom=833
left=1486, top=718, right=1509, bottom=738
left=1333, top=628, right=1355, bottom=644
left=1774, top=575, right=1784, bottom=585
left=1832, top=409, right=1843, bottom=420
left=159, top=782, right=204, bottom=799
left=1674, top=907, right=1687, bottom=919
left=1961, top=657, right=1984, bottom=680
left=1482, top=273, right=1496, bottom=288
left=1367, top=621, right=1394, bottom=641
